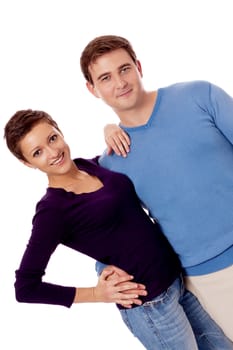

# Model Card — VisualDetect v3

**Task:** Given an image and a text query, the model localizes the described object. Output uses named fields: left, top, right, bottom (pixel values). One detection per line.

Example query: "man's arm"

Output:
left=95, top=260, right=107, bottom=276
left=209, top=82, right=233, bottom=143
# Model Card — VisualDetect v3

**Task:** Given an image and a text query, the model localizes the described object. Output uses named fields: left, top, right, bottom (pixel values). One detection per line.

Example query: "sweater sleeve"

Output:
left=95, top=261, right=107, bottom=276
left=207, top=82, right=233, bottom=145
left=15, top=201, right=76, bottom=308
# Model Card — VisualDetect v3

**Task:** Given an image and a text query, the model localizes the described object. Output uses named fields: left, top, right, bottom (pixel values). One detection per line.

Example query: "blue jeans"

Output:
left=119, top=276, right=233, bottom=350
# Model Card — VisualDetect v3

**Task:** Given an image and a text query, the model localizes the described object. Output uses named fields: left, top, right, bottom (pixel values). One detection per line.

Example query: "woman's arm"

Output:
left=15, top=203, right=146, bottom=308
left=15, top=205, right=77, bottom=307
left=74, top=267, right=147, bottom=308
left=104, top=124, right=131, bottom=157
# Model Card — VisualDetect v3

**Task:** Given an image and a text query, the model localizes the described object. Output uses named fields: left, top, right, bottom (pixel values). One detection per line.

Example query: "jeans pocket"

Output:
left=143, top=277, right=181, bottom=307
left=143, top=287, right=170, bottom=307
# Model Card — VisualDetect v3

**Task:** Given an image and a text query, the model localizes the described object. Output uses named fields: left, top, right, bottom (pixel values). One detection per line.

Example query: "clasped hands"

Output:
left=94, top=265, right=147, bottom=308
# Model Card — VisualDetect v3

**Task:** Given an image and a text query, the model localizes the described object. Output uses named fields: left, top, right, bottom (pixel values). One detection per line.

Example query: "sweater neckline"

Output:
left=120, top=88, right=162, bottom=132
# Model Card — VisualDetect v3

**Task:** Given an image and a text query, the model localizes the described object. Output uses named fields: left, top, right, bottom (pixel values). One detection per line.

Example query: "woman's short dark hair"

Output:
left=4, top=109, right=61, bottom=161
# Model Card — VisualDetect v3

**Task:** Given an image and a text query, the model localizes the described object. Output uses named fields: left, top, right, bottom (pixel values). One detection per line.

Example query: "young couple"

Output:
left=4, top=35, right=233, bottom=349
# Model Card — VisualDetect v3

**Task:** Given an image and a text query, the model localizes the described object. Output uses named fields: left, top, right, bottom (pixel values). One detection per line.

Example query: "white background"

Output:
left=1, top=1, right=233, bottom=349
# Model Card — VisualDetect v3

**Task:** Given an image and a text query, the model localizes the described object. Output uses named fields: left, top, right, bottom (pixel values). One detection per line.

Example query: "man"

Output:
left=80, top=35, right=233, bottom=340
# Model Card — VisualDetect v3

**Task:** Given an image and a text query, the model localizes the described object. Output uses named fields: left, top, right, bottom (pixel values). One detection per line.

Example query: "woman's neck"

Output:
left=48, top=163, right=103, bottom=194
left=48, top=162, right=81, bottom=189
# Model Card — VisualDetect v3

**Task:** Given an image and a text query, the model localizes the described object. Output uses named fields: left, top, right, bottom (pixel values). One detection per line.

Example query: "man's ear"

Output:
left=136, top=60, right=143, bottom=78
left=86, top=81, right=100, bottom=98
left=20, top=159, right=36, bottom=169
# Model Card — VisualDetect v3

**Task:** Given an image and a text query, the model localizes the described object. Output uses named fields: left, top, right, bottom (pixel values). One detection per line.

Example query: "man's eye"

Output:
left=101, top=76, right=110, bottom=82
left=121, top=66, right=130, bottom=74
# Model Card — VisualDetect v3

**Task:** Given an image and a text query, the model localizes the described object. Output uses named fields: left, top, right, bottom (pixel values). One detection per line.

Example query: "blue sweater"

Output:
left=99, top=81, right=233, bottom=275
left=15, top=158, right=180, bottom=308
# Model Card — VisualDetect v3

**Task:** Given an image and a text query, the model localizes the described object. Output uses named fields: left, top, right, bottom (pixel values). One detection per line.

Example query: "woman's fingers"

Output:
left=104, top=124, right=130, bottom=157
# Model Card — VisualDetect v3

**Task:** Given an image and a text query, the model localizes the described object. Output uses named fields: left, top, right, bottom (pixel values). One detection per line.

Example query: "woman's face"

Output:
left=19, top=121, right=73, bottom=177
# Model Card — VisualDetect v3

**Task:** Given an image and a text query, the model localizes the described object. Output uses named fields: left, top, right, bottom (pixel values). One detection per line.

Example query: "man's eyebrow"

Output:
left=97, top=72, right=110, bottom=81
left=97, top=63, right=132, bottom=81
left=119, top=63, right=131, bottom=70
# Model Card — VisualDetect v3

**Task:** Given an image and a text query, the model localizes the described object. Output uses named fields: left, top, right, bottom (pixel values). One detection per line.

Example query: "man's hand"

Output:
left=96, top=265, right=147, bottom=308
left=104, top=124, right=130, bottom=157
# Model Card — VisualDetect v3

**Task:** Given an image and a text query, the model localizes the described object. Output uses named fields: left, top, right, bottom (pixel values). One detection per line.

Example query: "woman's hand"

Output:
left=104, top=124, right=130, bottom=157
left=94, top=265, right=147, bottom=308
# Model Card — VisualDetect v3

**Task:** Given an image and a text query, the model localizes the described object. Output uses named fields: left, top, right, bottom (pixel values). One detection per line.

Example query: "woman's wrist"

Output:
left=74, top=287, right=98, bottom=303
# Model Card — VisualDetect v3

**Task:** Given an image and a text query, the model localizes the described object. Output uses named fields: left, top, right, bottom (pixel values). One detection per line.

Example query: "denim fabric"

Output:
left=120, top=276, right=233, bottom=350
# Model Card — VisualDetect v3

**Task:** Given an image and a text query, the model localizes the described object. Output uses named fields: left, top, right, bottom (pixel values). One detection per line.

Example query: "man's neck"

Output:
left=117, top=90, right=157, bottom=127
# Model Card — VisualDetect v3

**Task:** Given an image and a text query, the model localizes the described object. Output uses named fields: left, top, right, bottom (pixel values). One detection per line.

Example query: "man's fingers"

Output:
left=102, top=271, right=147, bottom=294
left=102, top=270, right=134, bottom=284
left=115, top=280, right=147, bottom=292
left=103, top=265, right=132, bottom=277
left=121, top=283, right=146, bottom=291
left=115, top=297, right=143, bottom=307
left=100, top=268, right=115, bottom=280
left=120, top=288, right=147, bottom=296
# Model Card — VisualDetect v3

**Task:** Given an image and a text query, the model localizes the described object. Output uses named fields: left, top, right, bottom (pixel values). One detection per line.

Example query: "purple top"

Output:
left=15, top=158, right=180, bottom=308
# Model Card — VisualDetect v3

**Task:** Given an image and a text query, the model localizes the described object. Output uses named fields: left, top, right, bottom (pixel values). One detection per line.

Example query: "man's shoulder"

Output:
left=159, top=80, right=211, bottom=102
left=98, top=150, right=126, bottom=170
left=162, top=80, right=211, bottom=92
left=98, top=150, right=115, bottom=167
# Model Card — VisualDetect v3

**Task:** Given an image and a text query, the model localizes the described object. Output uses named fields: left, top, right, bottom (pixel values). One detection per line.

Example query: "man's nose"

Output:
left=114, top=75, right=127, bottom=88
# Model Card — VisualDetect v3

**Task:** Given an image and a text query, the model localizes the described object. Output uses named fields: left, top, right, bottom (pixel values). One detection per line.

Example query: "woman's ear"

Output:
left=20, top=159, right=36, bottom=169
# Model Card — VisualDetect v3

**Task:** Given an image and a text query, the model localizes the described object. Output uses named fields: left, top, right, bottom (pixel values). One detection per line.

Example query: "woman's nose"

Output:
left=47, top=146, right=59, bottom=158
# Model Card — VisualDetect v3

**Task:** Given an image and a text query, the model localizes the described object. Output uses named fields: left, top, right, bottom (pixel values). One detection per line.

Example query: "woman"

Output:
left=4, top=109, right=233, bottom=350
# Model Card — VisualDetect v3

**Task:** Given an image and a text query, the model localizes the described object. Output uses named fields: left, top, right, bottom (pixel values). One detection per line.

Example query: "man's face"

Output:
left=87, top=48, right=143, bottom=114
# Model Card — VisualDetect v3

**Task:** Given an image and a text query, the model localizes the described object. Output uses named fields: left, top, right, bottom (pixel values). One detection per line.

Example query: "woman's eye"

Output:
left=33, top=149, right=41, bottom=158
left=50, top=134, right=57, bottom=142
